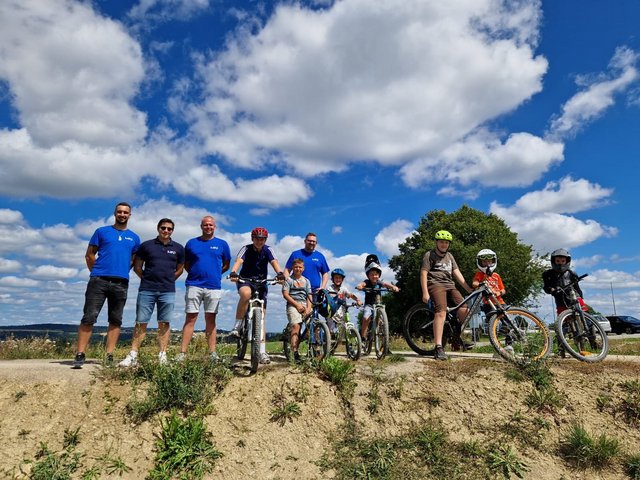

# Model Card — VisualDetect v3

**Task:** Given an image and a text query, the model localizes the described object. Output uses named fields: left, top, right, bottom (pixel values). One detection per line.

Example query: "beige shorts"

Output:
left=185, top=286, right=222, bottom=314
left=286, top=304, right=305, bottom=325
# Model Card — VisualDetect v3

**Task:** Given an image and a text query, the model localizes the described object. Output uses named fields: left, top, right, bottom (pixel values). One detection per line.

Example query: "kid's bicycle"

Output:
left=554, top=274, right=608, bottom=362
left=403, top=281, right=552, bottom=363
left=232, top=276, right=278, bottom=373
left=359, top=287, right=392, bottom=360
left=329, top=301, right=363, bottom=361
left=282, top=293, right=331, bottom=362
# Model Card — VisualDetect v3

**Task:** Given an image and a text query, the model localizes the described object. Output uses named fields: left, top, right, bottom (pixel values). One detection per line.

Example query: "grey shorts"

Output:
left=185, top=286, right=222, bottom=314
left=286, top=304, right=305, bottom=325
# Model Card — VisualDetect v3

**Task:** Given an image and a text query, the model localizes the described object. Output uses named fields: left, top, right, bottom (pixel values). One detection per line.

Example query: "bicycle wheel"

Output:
left=403, top=303, right=437, bottom=356
left=250, top=308, right=262, bottom=373
left=237, top=316, right=248, bottom=360
left=344, top=324, right=362, bottom=361
left=309, top=319, right=331, bottom=360
left=374, top=308, right=390, bottom=360
left=488, top=308, right=552, bottom=363
left=555, top=310, right=608, bottom=362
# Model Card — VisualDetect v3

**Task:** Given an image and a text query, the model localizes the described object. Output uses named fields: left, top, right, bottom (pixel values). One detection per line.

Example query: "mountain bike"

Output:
left=329, top=301, right=363, bottom=361
left=233, top=276, right=278, bottom=373
left=403, top=281, right=552, bottom=363
left=359, top=287, right=392, bottom=360
left=282, top=294, right=331, bottom=362
left=554, top=274, right=608, bottom=362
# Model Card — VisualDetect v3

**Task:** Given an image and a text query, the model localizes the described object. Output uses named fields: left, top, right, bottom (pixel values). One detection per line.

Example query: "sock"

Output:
left=233, top=318, right=243, bottom=330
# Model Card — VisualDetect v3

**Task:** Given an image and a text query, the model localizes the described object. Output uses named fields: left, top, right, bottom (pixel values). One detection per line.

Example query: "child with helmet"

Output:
left=471, top=249, right=506, bottom=311
left=542, top=248, right=586, bottom=314
left=326, top=268, right=363, bottom=333
left=419, top=230, right=472, bottom=360
left=356, top=260, right=399, bottom=350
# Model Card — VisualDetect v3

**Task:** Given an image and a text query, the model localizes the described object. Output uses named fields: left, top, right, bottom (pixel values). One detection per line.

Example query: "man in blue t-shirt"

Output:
left=119, top=218, right=185, bottom=367
left=178, top=215, right=231, bottom=362
left=73, top=202, right=141, bottom=369
left=284, top=232, right=330, bottom=292
left=228, top=227, right=285, bottom=364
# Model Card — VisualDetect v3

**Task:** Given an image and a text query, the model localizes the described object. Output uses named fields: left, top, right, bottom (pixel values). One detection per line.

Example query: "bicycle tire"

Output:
left=329, top=324, right=340, bottom=356
left=309, top=318, right=331, bottom=360
left=374, top=309, right=390, bottom=360
left=488, top=308, right=552, bottom=363
left=237, top=315, right=248, bottom=360
left=402, top=303, right=437, bottom=356
left=344, top=324, right=362, bottom=361
left=250, top=308, right=262, bottom=373
left=555, top=310, right=608, bottom=362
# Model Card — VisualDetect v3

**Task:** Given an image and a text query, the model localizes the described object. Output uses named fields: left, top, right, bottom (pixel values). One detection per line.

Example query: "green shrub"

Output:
left=560, top=422, right=620, bottom=469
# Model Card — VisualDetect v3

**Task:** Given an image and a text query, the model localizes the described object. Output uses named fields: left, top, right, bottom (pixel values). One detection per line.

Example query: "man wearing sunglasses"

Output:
left=119, top=218, right=185, bottom=367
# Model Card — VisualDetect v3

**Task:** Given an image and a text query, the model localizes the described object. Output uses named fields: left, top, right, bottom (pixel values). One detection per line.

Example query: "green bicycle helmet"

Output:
left=434, top=230, right=453, bottom=241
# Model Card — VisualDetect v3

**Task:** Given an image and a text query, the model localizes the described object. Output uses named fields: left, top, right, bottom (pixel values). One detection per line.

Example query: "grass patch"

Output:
left=525, top=385, right=566, bottom=414
left=486, top=444, right=529, bottom=479
left=270, top=380, right=302, bottom=426
left=317, top=356, right=356, bottom=399
left=559, top=422, right=620, bottom=469
left=148, top=411, right=222, bottom=480
left=608, top=337, right=640, bottom=356
left=620, top=380, right=640, bottom=426
left=626, top=453, right=640, bottom=480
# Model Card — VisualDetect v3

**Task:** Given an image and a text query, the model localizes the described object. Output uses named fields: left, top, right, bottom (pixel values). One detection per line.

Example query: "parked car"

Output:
left=591, top=313, right=611, bottom=334
left=606, top=315, right=640, bottom=335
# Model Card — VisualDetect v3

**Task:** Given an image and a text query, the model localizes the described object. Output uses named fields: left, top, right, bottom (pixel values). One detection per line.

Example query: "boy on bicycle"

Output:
left=327, top=268, right=362, bottom=333
left=542, top=248, right=585, bottom=314
left=420, top=230, right=472, bottom=360
left=471, top=249, right=506, bottom=310
left=229, top=227, right=285, bottom=364
left=282, top=258, right=312, bottom=362
left=356, top=261, right=399, bottom=349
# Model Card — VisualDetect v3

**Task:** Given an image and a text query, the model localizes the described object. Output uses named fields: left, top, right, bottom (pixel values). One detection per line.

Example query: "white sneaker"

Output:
left=259, top=353, right=271, bottom=364
left=118, top=352, right=138, bottom=367
left=158, top=351, right=168, bottom=365
left=229, top=329, right=240, bottom=338
left=174, top=352, right=187, bottom=363
left=504, top=345, right=515, bottom=356
left=210, top=352, right=220, bottom=363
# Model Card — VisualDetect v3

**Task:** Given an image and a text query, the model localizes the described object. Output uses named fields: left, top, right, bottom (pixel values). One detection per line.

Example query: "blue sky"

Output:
left=1, top=0, right=639, bottom=332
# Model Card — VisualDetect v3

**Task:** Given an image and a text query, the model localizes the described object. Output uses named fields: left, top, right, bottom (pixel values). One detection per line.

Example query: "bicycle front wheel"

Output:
left=488, top=308, right=552, bottom=363
left=402, top=303, right=436, bottom=356
left=237, top=316, right=248, bottom=360
left=309, top=319, right=331, bottom=361
left=374, top=309, right=390, bottom=360
left=344, top=324, right=362, bottom=361
left=555, top=310, right=608, bottom=362
left=250, top=308, right=262, bottom=373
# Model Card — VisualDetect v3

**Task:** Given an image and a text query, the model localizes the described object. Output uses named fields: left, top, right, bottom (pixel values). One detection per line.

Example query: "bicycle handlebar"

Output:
left=553, top=273, right=589, bottom=293
left=227, top=275, right=281, bottom=286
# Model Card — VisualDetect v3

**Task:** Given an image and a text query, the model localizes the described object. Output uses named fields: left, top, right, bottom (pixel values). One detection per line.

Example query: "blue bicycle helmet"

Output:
left=331, top=268, right=346, bottom=279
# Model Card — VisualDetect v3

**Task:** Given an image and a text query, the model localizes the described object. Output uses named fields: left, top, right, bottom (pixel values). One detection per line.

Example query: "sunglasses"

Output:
left=159, top=226, right=174, bottom=231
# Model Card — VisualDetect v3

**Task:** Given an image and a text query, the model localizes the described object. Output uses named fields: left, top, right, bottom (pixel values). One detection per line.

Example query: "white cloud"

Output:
left=548, top=46, right=639, bottom=139
left=374, top=220, right=415, bottom=257
left=128, top=0, right=211, bottom=22
left=189, top=0, right=548, bottom=181
left=332, top=226, right=343, bottom=234
left=511, top=177, right=613, bottom=214
left=0, top=209, right=25, bottom=224
left=28, top=265, right=79, bottom=281
left=0, top=276, right=39, bottom=288
left=0, top=257, right=21, bottom=273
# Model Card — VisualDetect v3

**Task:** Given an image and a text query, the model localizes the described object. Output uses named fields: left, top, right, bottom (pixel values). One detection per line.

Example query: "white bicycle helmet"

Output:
left=365, top=262, right=382, bottom=276
left=476, top=249, right=497, bottom=275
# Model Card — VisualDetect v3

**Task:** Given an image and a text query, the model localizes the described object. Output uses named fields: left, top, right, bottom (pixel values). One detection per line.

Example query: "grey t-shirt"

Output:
left=283, top=275, right=311, bottom=304
left=421, top=250, right=458, bottom=289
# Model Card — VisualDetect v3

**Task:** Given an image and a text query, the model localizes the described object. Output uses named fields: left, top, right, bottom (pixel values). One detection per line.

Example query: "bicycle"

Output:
left=328, top=300, right=363, bottom=361
left=358, top=287, right=392, bottom=360
left=232, top=276, right=278, bottom=373
left=282, top=293, right=331, bottom=362
left=553, top=273, right=608, bottom=362
left=403, top=281, right=552, bottom=363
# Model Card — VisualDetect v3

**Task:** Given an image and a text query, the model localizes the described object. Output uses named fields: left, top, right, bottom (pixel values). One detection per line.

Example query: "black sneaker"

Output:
left=72, top=352, right=85, bottom=369
left=293, top=351, right=302, bottom=364
left=104, top=353, right=114, bottom=367
left=434, top=345, right=448, bottom=361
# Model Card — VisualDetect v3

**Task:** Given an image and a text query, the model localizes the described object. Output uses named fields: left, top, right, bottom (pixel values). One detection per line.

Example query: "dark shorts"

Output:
left=81, top=276, right=129, bottom=326
left=237, top=282, right=268, bottom=309
left=428, top=285, right=464, bottom=314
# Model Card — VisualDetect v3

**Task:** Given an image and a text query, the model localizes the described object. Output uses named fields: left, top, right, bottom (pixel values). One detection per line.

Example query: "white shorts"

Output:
left=185, top=286, right=222, bottom=314
left=286, top=304, right=304, bottom=325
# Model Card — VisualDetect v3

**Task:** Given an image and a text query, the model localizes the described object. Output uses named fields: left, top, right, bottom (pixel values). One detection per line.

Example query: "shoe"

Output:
left=118, top=352, right=138, bottom=367
left=158, top=352, right=168, bottom=365
left=504, top=345, right=515, bottom=356
left=104, top=353, right=114, bottom=367
left=229, top=329, right=240, bottom=338
left=293, top=351, right=302, bottom=364
left=434, top=345, right=448, bottom=361
left=210, top=352, right=220, bottom=363
left=72, top=352, right=85, bottom=369
left=175, top=352, right=187, bottom=363
left=259, top=353, right=271, bottom=364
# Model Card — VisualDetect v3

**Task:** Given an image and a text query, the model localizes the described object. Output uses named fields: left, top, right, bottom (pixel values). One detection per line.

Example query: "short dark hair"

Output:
left=114, top=201, right=132, bottom=212
left=157, top=218, right=174, bottom=229
left=292, top=258, right=304, bottom=267
left=305, top=232, right=317, bottom=240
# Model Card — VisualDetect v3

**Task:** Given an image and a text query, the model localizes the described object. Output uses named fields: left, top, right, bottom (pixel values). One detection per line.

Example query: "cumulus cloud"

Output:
left=374, top=220, right=415, bottom=257
left=0, top=276, right=39, bottom=288
left=0, top=257, right=21, bottom=273
left=128, top=0, right=212, bottom=22
left=28, top=265, right=79, bottom=281
left=548, top=46, right=639, bottom=140
left=490, top=177, right=617, bottom=253
left=189, top=0, right=548, bottom=181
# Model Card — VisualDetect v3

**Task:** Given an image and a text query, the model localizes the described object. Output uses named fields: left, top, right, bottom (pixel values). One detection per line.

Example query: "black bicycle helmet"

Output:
left=550, top=248, right=571, bottom=272
left=364, top=254, right=380, bottom=270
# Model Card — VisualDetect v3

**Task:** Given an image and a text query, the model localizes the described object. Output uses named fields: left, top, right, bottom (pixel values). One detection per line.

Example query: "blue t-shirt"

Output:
left=185, top=236, right=231, bottom=289
left=237, top=244, right=276, bottom=279
left=137, top=238, right=185, bottom=292
left=285, top=249, right=329, bottom=290
left=89, top=226, right=140, bottom=280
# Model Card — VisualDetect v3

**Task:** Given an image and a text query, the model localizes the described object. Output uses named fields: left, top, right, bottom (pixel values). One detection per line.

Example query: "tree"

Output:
left=385, top=205, right=545, bottom=333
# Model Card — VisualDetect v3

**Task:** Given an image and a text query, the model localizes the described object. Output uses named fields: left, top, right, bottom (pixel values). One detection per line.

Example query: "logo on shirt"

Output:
left=123, top=236, right=135, bottom=242
left=167, top=250, right=177, bottom=255
left=210, top=246, right=219, bottom=250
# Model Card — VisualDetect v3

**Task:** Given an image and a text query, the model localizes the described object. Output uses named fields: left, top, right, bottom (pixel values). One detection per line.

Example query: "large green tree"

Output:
left=385, top=205, right=545, bottom=333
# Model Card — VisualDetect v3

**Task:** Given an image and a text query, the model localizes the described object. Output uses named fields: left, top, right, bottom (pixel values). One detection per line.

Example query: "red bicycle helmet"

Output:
left=251, top=227, right=268, bottom=238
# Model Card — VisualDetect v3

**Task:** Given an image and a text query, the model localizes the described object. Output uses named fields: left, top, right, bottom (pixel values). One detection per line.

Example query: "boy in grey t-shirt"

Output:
left=282, top=258, right=312, bottom=361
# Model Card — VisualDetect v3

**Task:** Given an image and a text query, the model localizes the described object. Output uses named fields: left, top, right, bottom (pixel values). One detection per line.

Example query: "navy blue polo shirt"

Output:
left=137, top=238, right=185, bottom=292
left=237, top=244, right=276, bottom=279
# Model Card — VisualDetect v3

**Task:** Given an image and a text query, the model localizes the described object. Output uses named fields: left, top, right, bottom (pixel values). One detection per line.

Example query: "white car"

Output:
left=591, top=313, right=611, bottom=334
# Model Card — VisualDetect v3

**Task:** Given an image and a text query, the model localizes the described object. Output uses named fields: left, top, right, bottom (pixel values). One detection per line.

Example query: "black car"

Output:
left=606, top=315, right=640, bottom=335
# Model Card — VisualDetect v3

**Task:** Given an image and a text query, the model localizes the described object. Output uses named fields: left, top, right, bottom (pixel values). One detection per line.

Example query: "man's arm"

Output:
left=320, top=271, right=329, bottom=289
left=85, top=245, right=98, bottom=271
left=133, top=257, right=144, bottom=279
left=175, top=263, right=184, bottom=280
